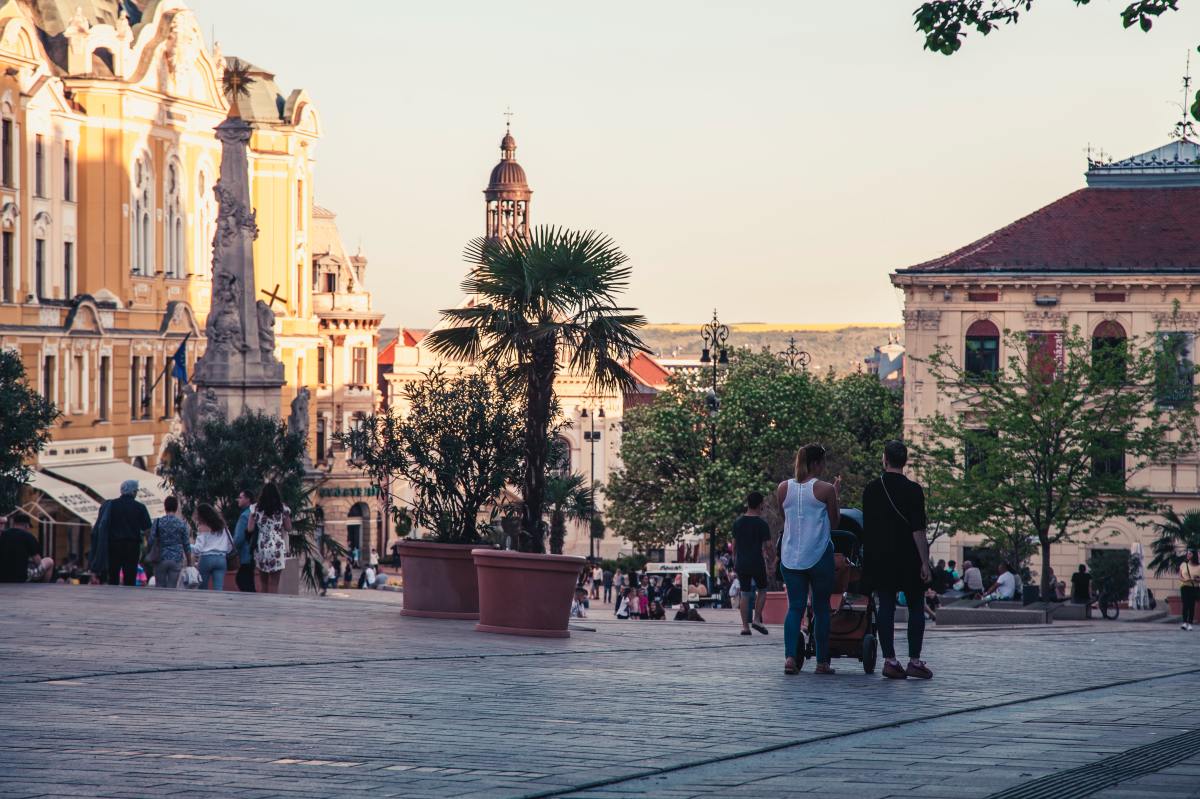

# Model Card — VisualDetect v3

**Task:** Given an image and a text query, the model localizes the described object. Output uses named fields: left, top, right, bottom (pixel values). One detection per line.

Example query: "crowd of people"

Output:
left=0, top=479, right=293, bottom=593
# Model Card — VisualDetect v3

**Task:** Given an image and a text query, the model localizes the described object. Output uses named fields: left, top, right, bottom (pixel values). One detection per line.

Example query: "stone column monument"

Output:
left=187, top=61, right=284, bottom=428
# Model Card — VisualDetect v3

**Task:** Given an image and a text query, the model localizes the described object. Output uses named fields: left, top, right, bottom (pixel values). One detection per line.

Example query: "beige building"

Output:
left=893, top=135, right=1200, bottom=597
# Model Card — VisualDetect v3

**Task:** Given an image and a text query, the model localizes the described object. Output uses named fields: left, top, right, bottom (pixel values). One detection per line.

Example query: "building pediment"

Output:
left=63, top=297, right=105, bottom=335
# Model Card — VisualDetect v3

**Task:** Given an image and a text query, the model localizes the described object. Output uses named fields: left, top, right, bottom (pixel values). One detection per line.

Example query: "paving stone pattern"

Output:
left=1, top=585, right=1198, bottom=798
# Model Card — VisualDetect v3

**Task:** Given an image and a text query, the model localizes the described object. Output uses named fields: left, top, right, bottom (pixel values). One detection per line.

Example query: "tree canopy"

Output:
left=915, top=326, right=1198, bottom=597
left=605, top=351, right=902, bottom=556
left=915, top=1, right=1184, bottom=55
left=0, top=349, right=60, bottom=512
left=340, top=369, right=524, bottom=545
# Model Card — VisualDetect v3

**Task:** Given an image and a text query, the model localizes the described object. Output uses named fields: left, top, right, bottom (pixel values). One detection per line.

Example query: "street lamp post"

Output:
left=778, top=336, right=811, bottom=371
left=580, top=400, right=605, bottom=560
left=698, top=309, right=729, bottom=581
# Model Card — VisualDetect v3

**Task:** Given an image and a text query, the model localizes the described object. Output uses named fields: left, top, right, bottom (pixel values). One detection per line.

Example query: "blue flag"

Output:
left=171, top=337, right=188, bottom=383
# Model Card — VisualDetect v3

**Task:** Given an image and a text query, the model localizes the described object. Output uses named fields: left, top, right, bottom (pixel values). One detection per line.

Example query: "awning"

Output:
left=24, top=470, right=102, bottom=525
left=45, top=461, right=168, bottom=518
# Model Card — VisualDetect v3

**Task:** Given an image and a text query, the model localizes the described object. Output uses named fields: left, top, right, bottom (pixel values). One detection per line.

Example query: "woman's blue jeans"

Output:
left=198, top=553, right=227, bottom=591
left=783, top=545, right=835, bottom=663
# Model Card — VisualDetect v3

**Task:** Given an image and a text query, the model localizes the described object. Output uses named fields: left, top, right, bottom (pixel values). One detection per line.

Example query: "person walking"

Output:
left=105, top=480, right=151, bottom=586
left=248, top=482, right=291, bottom=594
left=776, top=444, right=840, bottom=675
left=231, top=489, right=256, bottom=592
left=602, top=566, right=614, bottom=603
left=862, top=440, right=934, bottom=680
left=1180, top=549, right=1199, bottom=631
left=149, top=496, right=191, bottom=589
left=591, top=564, right=603, bottom=600
left=1069, top=564, right=1091, bottom=604
left=733, top=490, right=772, bottom=636
left=192, top=503, right=233, bottom=590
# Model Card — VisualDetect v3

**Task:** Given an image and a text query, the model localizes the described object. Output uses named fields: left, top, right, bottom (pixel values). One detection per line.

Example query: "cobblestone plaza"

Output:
left=1, top=586, right=1198, bottom=798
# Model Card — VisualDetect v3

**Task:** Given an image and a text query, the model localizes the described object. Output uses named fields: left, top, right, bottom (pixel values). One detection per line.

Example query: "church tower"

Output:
left=484, top=124, right=532, bottom=240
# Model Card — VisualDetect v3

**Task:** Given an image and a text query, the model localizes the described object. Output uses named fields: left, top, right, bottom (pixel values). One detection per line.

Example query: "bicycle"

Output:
left=1091, top=581, right=1121, bottom=620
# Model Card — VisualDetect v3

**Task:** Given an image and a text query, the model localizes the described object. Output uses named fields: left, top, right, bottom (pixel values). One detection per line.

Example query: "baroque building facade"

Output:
left=893, top=134, right=1200, bottom=597
left=0, top=0, right=379, bottom=559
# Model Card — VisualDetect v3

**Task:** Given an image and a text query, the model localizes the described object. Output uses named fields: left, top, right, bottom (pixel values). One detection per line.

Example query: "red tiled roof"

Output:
left=627, top=352, right=671, bottom=389
left=898, top=187, right=1200, bottom=274
left=402, top=328, right=429, bottom=347
left=377, top=338, right=396, bottom=365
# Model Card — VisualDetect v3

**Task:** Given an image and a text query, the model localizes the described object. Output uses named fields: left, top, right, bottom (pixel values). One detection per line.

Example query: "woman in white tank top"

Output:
left=775, top=444, right=841, bottom=675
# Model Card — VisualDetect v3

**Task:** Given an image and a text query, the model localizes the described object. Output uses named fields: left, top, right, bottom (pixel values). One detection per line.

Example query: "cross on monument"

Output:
left=261, top=283, right=285, bottom=309
left=504, top=106, right=514, bottom=129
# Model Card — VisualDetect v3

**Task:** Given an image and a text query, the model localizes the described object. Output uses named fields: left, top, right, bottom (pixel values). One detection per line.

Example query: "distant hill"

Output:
left=378, top=323, right=904, bottom=377
left=641, top=323, right=903, bottom=376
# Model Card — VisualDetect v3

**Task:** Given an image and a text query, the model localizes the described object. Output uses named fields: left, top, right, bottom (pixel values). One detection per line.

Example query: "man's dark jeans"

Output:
left=876, top=581, right=926, bottom=661
left=236, top=563, right=256, bottom=592
left=107, top=538, right=139, bottom=586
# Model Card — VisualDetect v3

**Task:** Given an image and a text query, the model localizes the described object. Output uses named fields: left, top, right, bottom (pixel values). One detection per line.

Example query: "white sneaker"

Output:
left=1182, top=623, right=1190, bottom=630
left=1188, top=623, right=1194, bottom=631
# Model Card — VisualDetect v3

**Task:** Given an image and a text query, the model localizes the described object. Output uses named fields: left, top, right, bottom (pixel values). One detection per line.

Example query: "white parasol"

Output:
left=1129, top=541, right=1149, bottom=609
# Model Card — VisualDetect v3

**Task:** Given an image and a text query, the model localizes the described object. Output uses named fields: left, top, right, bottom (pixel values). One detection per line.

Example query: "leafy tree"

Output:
left=1148, top=508, right=1200, bottom=577
left=915, top=327, right=1198, bottom=599
left=914, top=1, right=1183, bottom=55
left=340, top=369, right=524, bottom=544
left=0, top=349, right=59, bottom=511
left=606, top=350, right=903, bottom=560
left=158, top=411, right=340, bottom=590
left=426, top=226, right=647, bottom=553
left=544, top=472, right=595, bottom=555
left=604, top=373, right=708, bottom=553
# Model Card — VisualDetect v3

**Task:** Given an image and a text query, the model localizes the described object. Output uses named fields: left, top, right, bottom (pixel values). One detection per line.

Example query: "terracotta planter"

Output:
left=761, top=591, right=788, bottom=625
left=1167, top=594, right=1200, bottom=619
left=399, top=541, right=482, bottom=620
left=472, top=549, right=585, bottom=638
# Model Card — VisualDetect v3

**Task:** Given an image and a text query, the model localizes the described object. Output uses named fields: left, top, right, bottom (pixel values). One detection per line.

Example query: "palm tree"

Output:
left=1149, top=509, right=1200, bottom=576
left=544, top=473, right=595, bottom=555
left=425, top=226, right=647, bottom=553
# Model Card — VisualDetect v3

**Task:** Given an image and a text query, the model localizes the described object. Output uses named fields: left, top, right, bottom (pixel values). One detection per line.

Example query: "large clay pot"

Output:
left=761, top=591, right=788, bottom=625
left=472, top=549, right=585, bottom=637
left=399, top=541, right=482, bottom=619
left=1167, top=594, right=1199, bottom=619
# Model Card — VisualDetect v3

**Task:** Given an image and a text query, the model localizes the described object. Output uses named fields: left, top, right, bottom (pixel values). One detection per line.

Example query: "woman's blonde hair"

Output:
left=794, top=444, right=827, bottom=480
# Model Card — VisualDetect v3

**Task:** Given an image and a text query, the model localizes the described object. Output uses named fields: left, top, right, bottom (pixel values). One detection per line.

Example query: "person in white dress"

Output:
left=775, top=444, right=841, bottom=675
left=247, top=482, right=292, bottom=594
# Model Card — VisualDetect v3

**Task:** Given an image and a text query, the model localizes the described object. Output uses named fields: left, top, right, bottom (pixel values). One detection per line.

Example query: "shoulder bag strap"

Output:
left=879, top=476, right=911, bottom=530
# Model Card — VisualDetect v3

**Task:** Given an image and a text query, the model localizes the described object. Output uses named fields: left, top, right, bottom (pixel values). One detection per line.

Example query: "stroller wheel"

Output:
left=862, top=633, right=877, bottom=674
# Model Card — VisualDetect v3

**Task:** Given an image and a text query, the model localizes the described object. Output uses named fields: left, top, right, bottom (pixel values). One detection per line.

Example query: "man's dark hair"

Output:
left=163, top=495, right=179, bottom=513
left=7, top=511, right=31, bottom=528
left=746, top=491, right=764, bottom=510
left=884, top=439, right=908, bottom=469
left=238, top=487, right=254, bottom=500
left=1078, top=564, right=1087, bottom=573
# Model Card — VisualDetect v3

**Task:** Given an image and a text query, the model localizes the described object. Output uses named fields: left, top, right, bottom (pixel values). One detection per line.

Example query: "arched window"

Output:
left=131, top=153, right=153, bottom=275
left=965, top=319, right=1000, bottom=378
left=193, top=169, right=216, bottom=277
left=164, top=161, right=183, bottom=277
left=1092, top=320, right=1127, bottom=384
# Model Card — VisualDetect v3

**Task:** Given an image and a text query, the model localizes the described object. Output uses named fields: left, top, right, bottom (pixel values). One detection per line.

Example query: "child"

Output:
left=616, top=588, right=631, bottom=619
left=637, top=588, right=649, bottom=619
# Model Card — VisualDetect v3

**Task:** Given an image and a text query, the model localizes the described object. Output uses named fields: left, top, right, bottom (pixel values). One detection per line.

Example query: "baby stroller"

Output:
left=795, top=522, right=878, bottom=674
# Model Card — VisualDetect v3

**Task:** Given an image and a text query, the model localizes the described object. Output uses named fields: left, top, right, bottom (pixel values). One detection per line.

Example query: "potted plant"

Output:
left=1149, top=510, right=1200, bottom=617
left=340, top=369, right=523, bottom=619
left=427, top=226, right=647, bottom=637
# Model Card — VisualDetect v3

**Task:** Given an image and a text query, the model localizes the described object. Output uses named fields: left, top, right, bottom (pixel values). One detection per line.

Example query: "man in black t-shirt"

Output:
left=863, top=440, right=933, bottom=680
left=0, top=511, right=55, bottom=583
left=1070, top=564, right=1092, bottom=604
left=732, top=491, right=772, bottom=636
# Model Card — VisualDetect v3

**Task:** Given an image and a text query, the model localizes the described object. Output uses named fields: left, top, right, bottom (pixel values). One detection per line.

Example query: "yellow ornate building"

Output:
left=0, top=0, right=378, bottom=559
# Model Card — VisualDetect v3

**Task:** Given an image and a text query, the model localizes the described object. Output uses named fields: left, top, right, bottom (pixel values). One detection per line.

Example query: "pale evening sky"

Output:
left=192, top=0, right=1200, bottom=328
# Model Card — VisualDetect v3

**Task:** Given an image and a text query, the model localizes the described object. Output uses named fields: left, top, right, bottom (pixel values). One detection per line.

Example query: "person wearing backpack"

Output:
left=862, top=440, right=933, bottom=680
